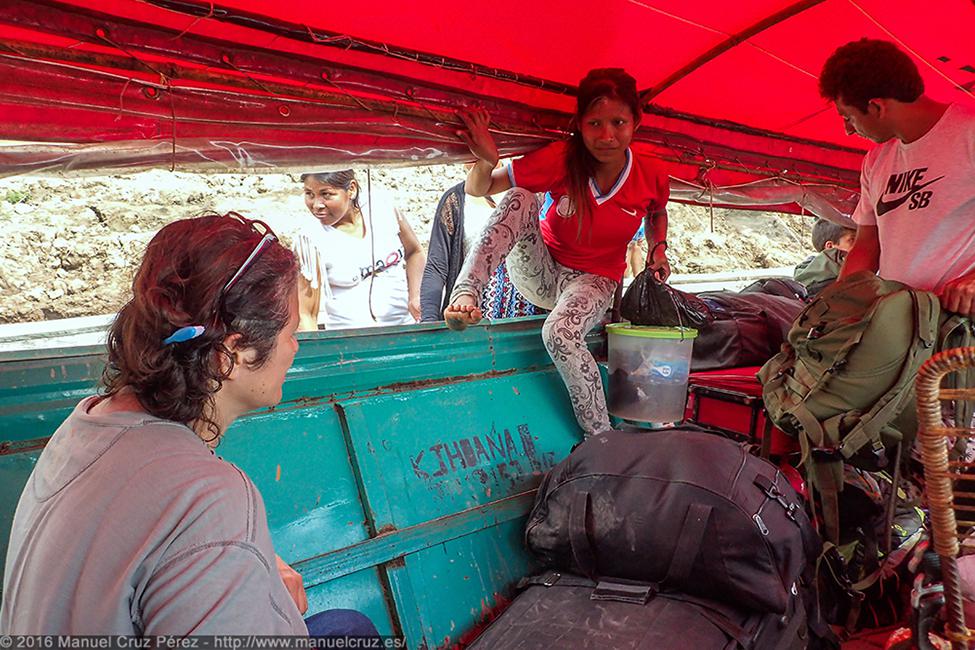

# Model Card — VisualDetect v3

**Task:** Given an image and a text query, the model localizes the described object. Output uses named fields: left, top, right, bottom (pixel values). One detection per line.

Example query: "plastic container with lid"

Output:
left=606, top=323, right=698, bottom=424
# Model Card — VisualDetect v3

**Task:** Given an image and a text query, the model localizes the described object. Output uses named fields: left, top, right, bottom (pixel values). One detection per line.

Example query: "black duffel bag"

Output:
left=467, top=570, right=809, bottom=650
left=740, top=277, right=809, bottom=302
left=525, top=428, right=820, bottom=614
left=691, top=291, right=804, bottom=371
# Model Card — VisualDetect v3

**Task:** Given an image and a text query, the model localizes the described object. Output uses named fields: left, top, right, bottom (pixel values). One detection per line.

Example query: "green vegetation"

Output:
left=2, top=189, right=29, bottom=204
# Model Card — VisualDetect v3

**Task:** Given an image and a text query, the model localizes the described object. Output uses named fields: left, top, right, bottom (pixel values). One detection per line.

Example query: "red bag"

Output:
left=684, top=367, right=800, bottom=458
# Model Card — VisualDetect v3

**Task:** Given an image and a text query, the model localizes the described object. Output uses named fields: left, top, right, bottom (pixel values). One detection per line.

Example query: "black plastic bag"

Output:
left=619, top=270, right=712, bottom=328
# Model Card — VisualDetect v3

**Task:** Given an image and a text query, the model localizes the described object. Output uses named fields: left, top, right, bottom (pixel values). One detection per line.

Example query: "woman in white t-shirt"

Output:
left=292, top=170, right=426, bottom=330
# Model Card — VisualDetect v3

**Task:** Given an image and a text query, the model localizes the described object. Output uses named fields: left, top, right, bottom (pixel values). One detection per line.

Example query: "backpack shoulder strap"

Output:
left=655, top=591, right=753, bottom=647
left=836, top=290, right=938, bottom=461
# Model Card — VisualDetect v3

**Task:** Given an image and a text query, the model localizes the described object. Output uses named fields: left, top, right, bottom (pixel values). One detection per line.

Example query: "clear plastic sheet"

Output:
left=0, top=0, right=906, bottom=219
left=670, top=178, right=859, bottom=227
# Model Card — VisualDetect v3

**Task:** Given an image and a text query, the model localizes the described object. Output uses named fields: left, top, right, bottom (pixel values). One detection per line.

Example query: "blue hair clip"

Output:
left=163, top=325, right=206, bottom=345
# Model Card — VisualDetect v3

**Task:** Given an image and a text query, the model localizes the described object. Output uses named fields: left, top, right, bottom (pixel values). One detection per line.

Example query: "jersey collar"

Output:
left=588, top=148, right=632, bottom=205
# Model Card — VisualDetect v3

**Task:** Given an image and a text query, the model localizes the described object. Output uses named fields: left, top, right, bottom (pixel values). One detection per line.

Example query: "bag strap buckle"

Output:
left=783, top=501, right=799, bottom=523
left=518, top=570, right=563, bottom=590
left=591, top=579, right=657, bottom=605
left=753, top=474, right=800, bottom=522
left=541, top=571, right=561, bottom=587
left=811, top=446, right=842, bottom=462
left=870, top=439, right=888, bottom=466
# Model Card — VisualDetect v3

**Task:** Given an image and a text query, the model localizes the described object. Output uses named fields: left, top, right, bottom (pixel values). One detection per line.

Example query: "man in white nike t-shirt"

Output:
left=819, top=38, right=975, bottom=316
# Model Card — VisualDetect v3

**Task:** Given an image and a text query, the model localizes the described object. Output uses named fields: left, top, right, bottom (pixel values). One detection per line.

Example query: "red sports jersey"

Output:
left=508, top=141, right=669, bottom=280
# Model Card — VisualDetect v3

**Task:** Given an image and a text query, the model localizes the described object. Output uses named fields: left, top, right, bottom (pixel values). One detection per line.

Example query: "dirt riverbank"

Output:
left=0, top=166, right=815, bottom=323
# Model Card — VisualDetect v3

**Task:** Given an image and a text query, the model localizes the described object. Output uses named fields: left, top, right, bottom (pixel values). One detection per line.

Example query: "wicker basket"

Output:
left=917, top=347, right=975, bottom=649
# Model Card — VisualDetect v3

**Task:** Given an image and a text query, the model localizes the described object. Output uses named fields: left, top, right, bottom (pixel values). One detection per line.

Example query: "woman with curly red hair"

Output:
left=1, top=213, right=374, bottom=637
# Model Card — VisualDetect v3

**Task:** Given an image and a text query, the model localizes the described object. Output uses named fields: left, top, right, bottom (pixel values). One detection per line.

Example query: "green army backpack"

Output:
left=758, top=270, right=940, bottom=544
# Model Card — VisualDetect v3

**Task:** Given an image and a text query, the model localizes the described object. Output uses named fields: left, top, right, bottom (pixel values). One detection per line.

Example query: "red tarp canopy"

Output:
left=0, top=0, right=973, bottom=214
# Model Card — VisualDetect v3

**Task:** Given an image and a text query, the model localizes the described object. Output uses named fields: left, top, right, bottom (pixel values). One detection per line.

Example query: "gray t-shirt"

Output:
left=1, top=397, right=306, bottom=635
left=853, top=103, right=975, bottom=292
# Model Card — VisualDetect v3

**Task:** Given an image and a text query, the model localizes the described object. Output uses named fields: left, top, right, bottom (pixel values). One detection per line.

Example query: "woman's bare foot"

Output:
left=444, top=295, right=483, bottom=331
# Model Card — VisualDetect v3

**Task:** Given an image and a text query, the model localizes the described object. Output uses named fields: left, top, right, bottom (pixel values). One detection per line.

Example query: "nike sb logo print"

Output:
left=621, top=207, right=640, bottom=216
left=876, top=167, right=944, bottom=216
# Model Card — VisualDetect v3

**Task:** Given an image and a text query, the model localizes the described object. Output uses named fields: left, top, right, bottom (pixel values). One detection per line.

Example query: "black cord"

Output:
left=366, top=169, right=377, bottom=322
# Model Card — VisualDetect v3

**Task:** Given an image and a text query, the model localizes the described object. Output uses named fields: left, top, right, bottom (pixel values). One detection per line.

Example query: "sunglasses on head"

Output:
left=219, top=214, right=277, bottom=300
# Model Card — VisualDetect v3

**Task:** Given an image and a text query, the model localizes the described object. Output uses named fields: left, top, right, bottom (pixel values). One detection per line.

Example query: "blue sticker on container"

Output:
left=651, top=363, right=674, bottom=378
left=649, top=360, right=688, bottom=380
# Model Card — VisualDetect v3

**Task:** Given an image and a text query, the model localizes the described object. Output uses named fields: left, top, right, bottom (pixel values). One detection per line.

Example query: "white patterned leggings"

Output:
left=450, top=188, right=618, bottom=437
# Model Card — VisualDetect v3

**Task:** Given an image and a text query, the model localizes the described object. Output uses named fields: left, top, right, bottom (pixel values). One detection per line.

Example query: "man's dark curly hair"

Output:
left=819, top=38, right=924, bottom=112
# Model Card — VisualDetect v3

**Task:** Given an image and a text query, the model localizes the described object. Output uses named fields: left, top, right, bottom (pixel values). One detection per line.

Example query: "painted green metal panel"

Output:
left=0, top=451, right=41, bottom=571
left=304, top=568, right=398, bottom=637
left=342, top=371, right=574, bottom=530
left=400, top=517, right=532, bottom=646
left=216, top=406, right=371, bottom=563
left=0, top=317, right=603, bottom=647
left=0, top=350, right=103, bottom=443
